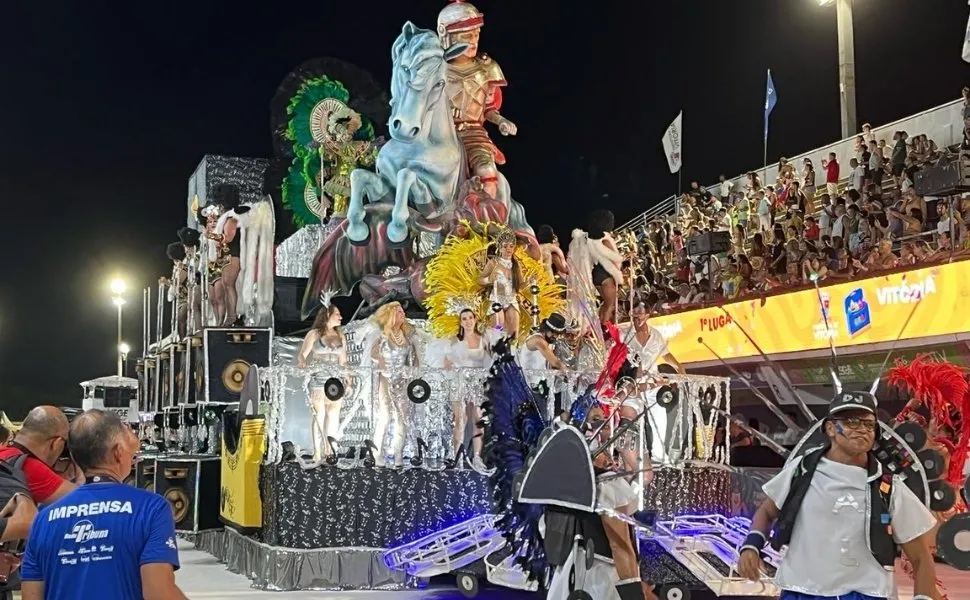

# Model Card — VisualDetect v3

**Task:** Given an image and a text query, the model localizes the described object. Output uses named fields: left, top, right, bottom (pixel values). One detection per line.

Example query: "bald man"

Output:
left=20, top=410, right=186, bottom=600
left=0, top=407, right=75, bottom=505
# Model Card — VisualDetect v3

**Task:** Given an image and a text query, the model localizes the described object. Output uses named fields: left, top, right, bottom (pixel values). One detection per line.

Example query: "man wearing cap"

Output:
left=517, top=313, right=568, bottom=411
left=737, top=391, right=939, bottom=600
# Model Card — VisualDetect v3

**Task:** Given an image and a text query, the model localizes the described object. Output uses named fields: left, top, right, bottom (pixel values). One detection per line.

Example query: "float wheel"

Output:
left=456, top=572, right=479, bottom=598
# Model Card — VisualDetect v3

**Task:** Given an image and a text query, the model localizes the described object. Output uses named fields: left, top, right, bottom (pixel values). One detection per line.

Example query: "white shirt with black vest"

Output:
left=762, top=457, right=935, bottom=598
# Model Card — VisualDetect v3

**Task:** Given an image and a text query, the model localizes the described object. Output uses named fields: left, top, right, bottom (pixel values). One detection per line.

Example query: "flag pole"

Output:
left=763, top=130, right=768, bottom=188
left=763, top=69, right=771, bottom=186
left=678, top=111, right=683, bottom=197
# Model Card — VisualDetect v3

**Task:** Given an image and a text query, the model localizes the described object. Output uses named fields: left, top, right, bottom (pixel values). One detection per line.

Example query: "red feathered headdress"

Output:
left=887, top=355, right=970, bottom=485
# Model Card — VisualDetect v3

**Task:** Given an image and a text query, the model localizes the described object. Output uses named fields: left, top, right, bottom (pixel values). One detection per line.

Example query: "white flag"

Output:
left=963, top=8, right=970, bottom=63
left=662, top=111, right=683, bottom=174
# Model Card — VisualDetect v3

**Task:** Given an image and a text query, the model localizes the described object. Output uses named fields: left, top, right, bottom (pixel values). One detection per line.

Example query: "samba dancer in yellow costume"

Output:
left=424, top=225, right=563, bottom=344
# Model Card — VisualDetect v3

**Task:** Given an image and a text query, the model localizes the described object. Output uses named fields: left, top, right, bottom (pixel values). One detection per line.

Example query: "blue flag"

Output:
left=764, top=69, right=777, bottom=141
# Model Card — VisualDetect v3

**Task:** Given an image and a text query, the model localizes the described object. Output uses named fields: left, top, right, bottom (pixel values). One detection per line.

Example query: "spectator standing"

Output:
left=844, top=204, right=862, bottom=252
left=830, top=203, right=847, bottom=243
left=787, top=181, right=807, bottom=215
left=847, top=158, right=864, bottom=192
left=868, top=141, right=884, bottom=189
left=803, top=216, right=820, bottom=242
left=19, top=410, right=187, bottom=600
left=817, top=195, right=833, bottom=237
left=862, top=122, right=876, bottom=146
left=802, top=158, right=816, bottom=199
left=0, top=407, right=75, bottom=506
left=892, top=131, right=908, bottom=184
left=822, top=153, right=840, bottom=197
left=718, top=174, right=733, bottom=206
left=757, top=190, right=772, bottom=233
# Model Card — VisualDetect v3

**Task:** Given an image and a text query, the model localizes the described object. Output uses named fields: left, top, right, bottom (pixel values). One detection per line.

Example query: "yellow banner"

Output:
left=650, top=260, right=970, bottom=364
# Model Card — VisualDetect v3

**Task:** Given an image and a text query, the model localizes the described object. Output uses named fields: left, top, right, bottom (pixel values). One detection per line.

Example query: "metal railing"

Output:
left=617, top=97, right=965, bottom=233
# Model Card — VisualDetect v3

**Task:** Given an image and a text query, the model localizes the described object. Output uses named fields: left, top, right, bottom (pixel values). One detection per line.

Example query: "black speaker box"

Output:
left=203, top=328, right=272, bottom=404
left=914, top=154, right=970, bottom=197
left=273, top=276, right=312, bottom=334
left=154, top=455, right=222, bottom=533
left=135, top=456, right=159, bottom=492
left=686, top=231, right=731, bottom=256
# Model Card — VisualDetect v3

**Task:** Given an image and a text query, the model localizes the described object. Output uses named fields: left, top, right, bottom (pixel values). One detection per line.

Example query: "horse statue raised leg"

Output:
left=345, top=22, right=467, bottom=247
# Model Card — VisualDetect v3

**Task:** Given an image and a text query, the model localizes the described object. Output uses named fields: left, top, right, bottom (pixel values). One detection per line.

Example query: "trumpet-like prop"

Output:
left=719, top=307, right=817, bottom=424
left=810, top=278, right=842, bottom=395
left=698, top=399, right=791, bottom=457
left=590, top=407, right=649, bottom=460
left=698, top=337, right=802, bottom=435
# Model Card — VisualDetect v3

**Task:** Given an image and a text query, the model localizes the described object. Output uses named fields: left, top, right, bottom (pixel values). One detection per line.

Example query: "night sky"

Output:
left=1, top=0, right=966, bottom=417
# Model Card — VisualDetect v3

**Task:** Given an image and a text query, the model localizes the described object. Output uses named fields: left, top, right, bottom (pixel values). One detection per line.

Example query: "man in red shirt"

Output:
left=822, top=152, right=840, bottom=197
left=0, top=407, right=75, bottom=506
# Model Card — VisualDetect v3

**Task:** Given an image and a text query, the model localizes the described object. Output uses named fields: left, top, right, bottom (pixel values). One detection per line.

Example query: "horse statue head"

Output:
left=388, top=21, right=467, bottom=144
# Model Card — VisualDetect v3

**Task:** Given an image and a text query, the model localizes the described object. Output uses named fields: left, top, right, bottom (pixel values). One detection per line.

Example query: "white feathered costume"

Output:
left=207, top=198, right=276, bottom=327
left=234, top=198, right=276, bottom=327
left=565, top=229, right=625, bottom=339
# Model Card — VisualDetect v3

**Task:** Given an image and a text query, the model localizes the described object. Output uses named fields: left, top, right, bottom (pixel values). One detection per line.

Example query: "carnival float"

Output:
left=122, top=3, right=970, bottom=600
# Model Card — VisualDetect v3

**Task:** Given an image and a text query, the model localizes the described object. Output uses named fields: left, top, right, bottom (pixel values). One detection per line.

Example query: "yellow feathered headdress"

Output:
left=423, top=223, right=564, bottom=340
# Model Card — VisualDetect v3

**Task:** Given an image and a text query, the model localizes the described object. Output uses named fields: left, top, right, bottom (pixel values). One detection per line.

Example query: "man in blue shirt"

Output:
left=19, top=410, right=187, bottom=600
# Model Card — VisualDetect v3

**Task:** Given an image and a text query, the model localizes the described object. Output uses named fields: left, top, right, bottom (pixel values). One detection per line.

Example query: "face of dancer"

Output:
left=825, top=409, right=876, bottom=458
left=327, top=307, right=342, bottom=328
left=460, top=310, right=477, bottom=336
left=498, top=240, right=514, bottom=259
left=631, top=302, right=648, bottom=328
left=392, top=304, right=406, bottom=329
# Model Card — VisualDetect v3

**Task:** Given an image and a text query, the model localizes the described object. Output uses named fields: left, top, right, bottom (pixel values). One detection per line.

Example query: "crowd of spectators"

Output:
left=0, top=407, right=186, bottom=600
left=630, top=120, right=969, bottom=313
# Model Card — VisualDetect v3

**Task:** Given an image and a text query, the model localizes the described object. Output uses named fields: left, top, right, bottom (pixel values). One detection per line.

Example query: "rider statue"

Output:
left=437, top=0, right=517, bottom=200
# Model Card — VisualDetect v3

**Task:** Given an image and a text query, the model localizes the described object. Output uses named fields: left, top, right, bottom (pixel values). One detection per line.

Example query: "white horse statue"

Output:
left=345, top=21, right=532, bottom=247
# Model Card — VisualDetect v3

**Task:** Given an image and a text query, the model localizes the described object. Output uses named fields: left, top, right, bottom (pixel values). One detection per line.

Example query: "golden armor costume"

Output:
left=437, top=1, right=515, bottom=192
left=446, top=55, right=507, bottom=172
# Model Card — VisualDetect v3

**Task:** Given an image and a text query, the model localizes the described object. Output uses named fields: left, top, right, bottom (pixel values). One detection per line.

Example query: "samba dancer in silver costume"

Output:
left=369, top=302, right=418, bottom=468
left=444, top=308, right=492, bottom=472
left=478, top=230, right=523, bottom=335
left=296, top=294, right=348, bottom=462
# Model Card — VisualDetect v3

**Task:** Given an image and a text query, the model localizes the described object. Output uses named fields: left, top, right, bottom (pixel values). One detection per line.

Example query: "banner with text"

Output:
left=651, top=261, right=970, bottom=364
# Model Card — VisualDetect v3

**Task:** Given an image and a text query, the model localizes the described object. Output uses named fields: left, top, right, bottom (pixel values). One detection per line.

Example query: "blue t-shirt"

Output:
left=20, top=481, right=180, bottom=600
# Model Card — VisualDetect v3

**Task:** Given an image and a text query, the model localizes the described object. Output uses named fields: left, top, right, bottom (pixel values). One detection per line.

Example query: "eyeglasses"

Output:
left=837, top=417, right=877, bottom=432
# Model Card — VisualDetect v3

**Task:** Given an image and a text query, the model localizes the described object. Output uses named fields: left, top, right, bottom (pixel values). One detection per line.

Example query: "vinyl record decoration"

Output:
left=894, top=421, right=927, bottom=452
left=937, top=513, right=970, bottom=570
left=656, top=584, right=691, bottom=600
left=656, top=384, right=679, bottom=411
left=324, top=377, right=345, bottom=401
left=407, top=378, right=431, bottom=404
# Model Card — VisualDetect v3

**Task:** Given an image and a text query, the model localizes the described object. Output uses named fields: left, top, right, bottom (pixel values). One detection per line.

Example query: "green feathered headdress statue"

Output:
left=270, top=59, right=387, bottom=230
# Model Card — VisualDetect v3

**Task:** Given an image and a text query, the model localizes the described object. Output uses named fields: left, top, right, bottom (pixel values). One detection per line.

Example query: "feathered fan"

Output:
left=270, top=57, right=389, bottom=159
left=480, top=338, right=549, bottom=582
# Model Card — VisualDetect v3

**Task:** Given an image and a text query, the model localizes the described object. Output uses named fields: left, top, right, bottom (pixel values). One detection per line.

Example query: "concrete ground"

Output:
left=175, top=540, right=538, bottom=599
